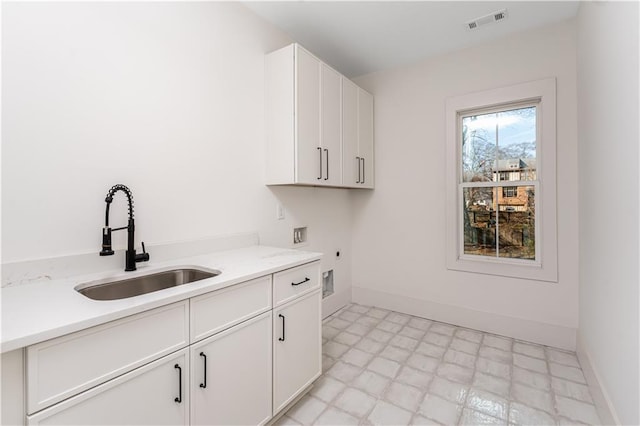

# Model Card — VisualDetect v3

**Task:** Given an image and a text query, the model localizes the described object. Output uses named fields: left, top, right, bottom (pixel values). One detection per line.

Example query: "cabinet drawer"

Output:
left=190, top=276, right=271, bottom=342
left=273, top=262, right=320, bottom=307
left=26, top=301, right=189, bottom=414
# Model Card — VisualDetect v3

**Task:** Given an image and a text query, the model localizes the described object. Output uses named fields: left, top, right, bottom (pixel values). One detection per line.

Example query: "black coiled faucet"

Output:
left=100, top=184, right=150, bottom=271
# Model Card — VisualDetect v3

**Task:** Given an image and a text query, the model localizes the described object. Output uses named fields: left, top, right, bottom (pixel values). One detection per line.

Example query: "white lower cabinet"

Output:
left=21, top=261, right=321, bottom=426
left=27, top=349, right=189, bottom=425
left=273, top=289, right=322, bottom=413
left=190, top=312, right=272, bottom=426
left=26, top=301, right=189, bottom=414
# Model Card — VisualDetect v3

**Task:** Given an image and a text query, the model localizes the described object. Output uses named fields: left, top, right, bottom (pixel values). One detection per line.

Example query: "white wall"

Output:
left=1, top=2, right=352, bottom=316
left=576, top=2, right=639, bottom=424
left=351, top=20, right=580, bottom=349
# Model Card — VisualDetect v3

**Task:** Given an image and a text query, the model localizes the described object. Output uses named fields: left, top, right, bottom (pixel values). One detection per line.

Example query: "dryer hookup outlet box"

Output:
left=322, top=270, right=334, bottom=299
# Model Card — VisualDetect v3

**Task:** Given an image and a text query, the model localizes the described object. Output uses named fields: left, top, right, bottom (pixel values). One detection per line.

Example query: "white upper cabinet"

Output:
left=342, top=79, right=359, bottom=187
left=320, top=64, right=342, bottom=186
left=294, top=47, right=321, bottom=184
left=357, top=88, right=374, bottom=189
left=266, top=43, right=373, bottom=189
left=342, top=78, right=374, bottom=188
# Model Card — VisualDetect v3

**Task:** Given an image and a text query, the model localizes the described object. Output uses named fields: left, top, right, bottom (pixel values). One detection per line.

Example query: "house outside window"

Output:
left=445, top=78, right=558, bottom=282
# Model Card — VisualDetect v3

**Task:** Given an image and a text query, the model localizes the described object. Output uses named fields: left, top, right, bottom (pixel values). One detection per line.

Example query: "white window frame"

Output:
left=445, top=78, right=558, bottom=282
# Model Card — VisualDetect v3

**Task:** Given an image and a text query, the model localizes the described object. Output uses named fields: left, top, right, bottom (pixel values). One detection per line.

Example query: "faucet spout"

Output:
left=100, top=184, right=149, bottom=271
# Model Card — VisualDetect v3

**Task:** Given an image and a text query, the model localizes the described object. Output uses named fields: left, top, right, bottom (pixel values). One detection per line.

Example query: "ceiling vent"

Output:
left=466, top=9, right=508, bottom=31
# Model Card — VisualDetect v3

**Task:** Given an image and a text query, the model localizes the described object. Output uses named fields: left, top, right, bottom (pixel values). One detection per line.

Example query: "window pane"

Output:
left=462, top=114, right=496, bottom=182
left=494, top=106, right=537, bottom=182
left=462, top=106, right=537, bottom=183
left=497, top=185, right=535, bottom=259
left=463, top=187, right=497, bottom=257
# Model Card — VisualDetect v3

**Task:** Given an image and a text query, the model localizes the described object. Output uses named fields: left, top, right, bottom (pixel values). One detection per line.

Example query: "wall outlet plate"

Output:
left=293, top=226, right=308, bottom=246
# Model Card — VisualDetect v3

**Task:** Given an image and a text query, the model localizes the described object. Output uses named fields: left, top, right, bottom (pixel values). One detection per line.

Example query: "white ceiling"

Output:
left=244, top=1, right=580, bottom=78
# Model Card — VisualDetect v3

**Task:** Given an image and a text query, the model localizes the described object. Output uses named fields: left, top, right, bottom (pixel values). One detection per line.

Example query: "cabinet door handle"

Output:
left=278, top=314, right=285, bottom=341
left=199, top=352, right=207, bottom=389
left=317, top=147, right=322, bottom=180
left=292, top=277, right=310, bottom=286
left=362, top=157, right=366, bottom=184
left=356, top=157, right=361, bottom=183
left=324, top=149, right=329, bottom=180
left=174, top=364, right=182, bottom=403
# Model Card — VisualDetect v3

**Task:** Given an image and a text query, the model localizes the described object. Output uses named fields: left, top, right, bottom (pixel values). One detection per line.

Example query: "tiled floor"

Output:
left=277, top=303, right=601, bottom=425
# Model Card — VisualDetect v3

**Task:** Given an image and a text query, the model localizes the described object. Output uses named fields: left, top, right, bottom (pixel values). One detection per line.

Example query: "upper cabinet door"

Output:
left=295, top=46, right=322, bottom=184
left=342, top=78, right=359, bottom=187
left=358, top=88, right=374, bottom=189
left=320, top=64, right=342, bottom=186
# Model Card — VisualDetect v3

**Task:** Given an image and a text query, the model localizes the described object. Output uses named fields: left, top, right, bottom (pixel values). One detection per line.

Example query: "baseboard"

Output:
left=322, top=288, right=351, bottom=319
left=576, top=332, right=620, bottom=425
left=352, top=286, right=577, bottom=350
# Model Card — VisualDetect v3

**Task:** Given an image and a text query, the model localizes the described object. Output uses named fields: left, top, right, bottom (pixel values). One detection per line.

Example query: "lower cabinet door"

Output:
left=190, top=311, right=272, bottom=426
left=27, top=349, right=189, bottom=425
left=273, top=289, right=322, bottom=414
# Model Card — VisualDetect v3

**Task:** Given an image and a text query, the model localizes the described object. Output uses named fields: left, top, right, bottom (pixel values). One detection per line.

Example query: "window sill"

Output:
left=447, top=255, right=557, bottom=282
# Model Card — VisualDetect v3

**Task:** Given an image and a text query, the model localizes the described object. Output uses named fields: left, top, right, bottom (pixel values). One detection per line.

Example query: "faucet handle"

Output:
left=136, top=242, right=150, bottom=263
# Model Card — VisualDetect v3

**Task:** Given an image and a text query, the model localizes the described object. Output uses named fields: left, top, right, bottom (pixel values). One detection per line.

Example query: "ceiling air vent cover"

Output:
left=466, top=9, right=508, bottom=31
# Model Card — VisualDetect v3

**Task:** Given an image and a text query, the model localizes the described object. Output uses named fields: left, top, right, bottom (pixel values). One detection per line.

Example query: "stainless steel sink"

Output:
left=76, top=267, right=221, bottom=301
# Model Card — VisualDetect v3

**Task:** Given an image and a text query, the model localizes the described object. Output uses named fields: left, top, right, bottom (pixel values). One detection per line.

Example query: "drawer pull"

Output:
left=317, top=147, right=322, bottom=180
left=174, top=364, right=182, bottom=403
left=278, top=314, right=285, bottom=342
left=291, top=277, right=310, bottom=286
left=199, top=352, right=207, bottom=389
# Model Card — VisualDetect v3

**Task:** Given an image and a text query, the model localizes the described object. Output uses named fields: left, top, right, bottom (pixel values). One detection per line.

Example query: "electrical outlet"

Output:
left=276, top=203, right=285, bottom=220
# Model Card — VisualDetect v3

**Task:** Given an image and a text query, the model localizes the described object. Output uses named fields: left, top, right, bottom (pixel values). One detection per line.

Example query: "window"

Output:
left=462, top=105, right=536, bottom=260
left=445, top=78, right=557, bottom=282
left=502, top=187, right=518, bottom=198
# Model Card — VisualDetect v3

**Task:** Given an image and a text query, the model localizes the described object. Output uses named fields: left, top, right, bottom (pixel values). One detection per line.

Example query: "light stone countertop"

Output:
left=1, top=245, right=321, bottom=353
